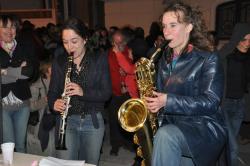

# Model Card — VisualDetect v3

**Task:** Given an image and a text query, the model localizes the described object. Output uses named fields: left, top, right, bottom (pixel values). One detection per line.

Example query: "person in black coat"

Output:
left=0, top=14, right=39, bottom=152
left=219, top=23, right=250, bottom=166
left=48, top=18, right=111, bottom=165
left=144, top=2, right=226, bottom=166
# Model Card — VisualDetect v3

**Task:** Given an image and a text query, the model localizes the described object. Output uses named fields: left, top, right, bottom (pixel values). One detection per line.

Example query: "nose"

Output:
left=163, top=27, right=171, bottom=37
left=65, top=43, right=74, bottom=52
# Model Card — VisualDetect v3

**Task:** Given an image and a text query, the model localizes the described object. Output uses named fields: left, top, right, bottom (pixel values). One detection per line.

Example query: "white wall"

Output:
left=105, top=0, right=232, bottom=35
left=105, top=0, right=165, bottom=35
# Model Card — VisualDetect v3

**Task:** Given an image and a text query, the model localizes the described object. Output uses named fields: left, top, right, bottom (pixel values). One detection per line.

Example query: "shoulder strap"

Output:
left=40, top=77, right=47, bottom=94
left=40, top=77, right=50, bottom=113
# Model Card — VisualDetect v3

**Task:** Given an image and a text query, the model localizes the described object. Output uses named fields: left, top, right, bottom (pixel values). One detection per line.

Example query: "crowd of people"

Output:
left=0, top=1, right=250, bottom=166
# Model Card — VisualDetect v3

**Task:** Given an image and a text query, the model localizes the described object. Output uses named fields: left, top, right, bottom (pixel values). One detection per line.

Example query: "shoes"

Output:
left=110, top=147, right=119, bottom=156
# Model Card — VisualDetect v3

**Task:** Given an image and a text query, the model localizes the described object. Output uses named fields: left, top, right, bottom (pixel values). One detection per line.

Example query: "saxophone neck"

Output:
left=150, top=47, right=163, bottom=63
left=149, top=40, right=170, bottom=63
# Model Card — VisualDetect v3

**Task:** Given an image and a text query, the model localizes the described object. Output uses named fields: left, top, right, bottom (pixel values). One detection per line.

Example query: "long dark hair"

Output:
left=163, top=1, right=213, bottom=52
left=62, top=17, right=89, bottom=40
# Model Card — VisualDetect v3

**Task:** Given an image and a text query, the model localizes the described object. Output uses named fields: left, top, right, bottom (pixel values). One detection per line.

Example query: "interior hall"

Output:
left=0, top=0, right=250, bottom=166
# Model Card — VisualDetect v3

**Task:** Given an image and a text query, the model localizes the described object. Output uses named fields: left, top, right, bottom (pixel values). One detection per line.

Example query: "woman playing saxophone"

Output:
left=144, top=2, right=226, bottom=166
left=48, top=18, right=111, bottom=165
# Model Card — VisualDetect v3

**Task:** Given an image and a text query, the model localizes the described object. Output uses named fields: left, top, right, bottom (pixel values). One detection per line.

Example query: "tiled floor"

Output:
left=99, top=122, right=250, bottom=166
left=99, top=123, right=135, bottom=166
left=238, top=122, right=250, bottom=166
left=238, top=143, right=250, bottom=166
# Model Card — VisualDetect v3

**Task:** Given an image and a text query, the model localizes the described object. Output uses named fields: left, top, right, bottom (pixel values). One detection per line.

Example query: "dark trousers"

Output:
left=108, top=94, right=133, bottom=149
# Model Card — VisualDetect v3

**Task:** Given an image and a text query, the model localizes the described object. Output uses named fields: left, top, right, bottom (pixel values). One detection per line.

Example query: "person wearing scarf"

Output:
left=0, top=14, right=39, bottom=152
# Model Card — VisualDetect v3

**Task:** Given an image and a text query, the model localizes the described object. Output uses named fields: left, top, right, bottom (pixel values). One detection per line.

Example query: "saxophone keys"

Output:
left=141, top=160, right=146, bottom=166
left=133, top=134, right=139, bottom=145
left=136, top=146, right=143, bottom=158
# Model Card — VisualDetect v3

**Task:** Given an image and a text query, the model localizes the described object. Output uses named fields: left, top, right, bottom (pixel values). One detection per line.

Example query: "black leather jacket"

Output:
left=48, top=47, right=112, bottom=128
left=157, top=49, right=226, bottom=166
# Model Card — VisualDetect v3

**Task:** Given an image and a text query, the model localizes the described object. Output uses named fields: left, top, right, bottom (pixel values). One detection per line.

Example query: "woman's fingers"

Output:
left=144, top=93, right=167, bottom=113
left=145, top=96, right=159, bottom=112
left=65, top=82, right=83, bottom=96
left=54, top=99, right=66, bottom=112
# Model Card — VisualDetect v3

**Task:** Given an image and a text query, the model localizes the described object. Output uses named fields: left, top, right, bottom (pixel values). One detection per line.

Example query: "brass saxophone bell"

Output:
left=117, top=39, right=169, bottom=166
left=118, top=99, right=147, bottom=133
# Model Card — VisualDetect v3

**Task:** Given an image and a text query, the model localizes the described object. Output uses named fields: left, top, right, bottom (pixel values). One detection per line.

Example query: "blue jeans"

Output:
left=222, top=98, right=245, bottom=166
left=57, top=112, right=105, bottom=165
left=152, top=124, right=194, bottom=166
left=3, top=106, right=30, bottom=152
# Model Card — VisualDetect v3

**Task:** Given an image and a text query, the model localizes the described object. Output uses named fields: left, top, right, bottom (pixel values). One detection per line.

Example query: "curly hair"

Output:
left=163, top=1, right=214, bottom=52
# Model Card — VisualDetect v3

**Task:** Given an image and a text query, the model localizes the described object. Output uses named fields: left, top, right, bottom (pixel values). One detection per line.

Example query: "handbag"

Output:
left=41, top=107, right=56, bottom=130
left=28, top=111, right=40, bottom=126
left=28, top=86, right=42, bottom=126
left=40, top=78, right=56, bottom=130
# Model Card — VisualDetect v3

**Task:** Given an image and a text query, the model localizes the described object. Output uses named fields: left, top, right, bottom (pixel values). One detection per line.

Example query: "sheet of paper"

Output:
left=39, top=156, right=85, bottom=166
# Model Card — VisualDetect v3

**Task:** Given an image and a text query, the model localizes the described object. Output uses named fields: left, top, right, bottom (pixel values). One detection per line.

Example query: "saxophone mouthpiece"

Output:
left=160, top=40, right=171, bottom=49
left=149, top=40, right=170, bottom=62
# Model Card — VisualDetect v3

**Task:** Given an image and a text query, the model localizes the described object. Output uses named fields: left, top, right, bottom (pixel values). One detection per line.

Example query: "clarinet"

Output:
left=56, top=52, right=74, bottom=150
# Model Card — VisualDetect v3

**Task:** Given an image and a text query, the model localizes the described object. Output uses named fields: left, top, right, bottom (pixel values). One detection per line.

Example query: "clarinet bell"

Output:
left=56, top=132, right=67, bottom=150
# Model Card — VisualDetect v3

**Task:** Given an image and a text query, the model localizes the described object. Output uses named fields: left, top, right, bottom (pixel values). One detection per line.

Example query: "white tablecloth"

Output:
left=0, top=152, right=95, bottom=166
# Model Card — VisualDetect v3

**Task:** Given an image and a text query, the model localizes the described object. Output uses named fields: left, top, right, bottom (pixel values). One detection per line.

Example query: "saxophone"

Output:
left=118, top=41, right=169, bottom=166
left=56, top=52, right=74, bottom=150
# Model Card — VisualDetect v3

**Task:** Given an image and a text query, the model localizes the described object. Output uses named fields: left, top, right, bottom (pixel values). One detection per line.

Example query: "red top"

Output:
left=108, top=46, right=139, bottom=98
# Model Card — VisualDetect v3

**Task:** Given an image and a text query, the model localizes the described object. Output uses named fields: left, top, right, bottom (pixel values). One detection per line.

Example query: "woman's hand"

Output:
left=20, top=61, right=27, bottom=67
left=53, top=99, right=66, bottom=112
left=65, top=82, right=83, bottom=96
left=113, top=42, right=125, bottom=53
left=144, top=91, right=167, bottom=113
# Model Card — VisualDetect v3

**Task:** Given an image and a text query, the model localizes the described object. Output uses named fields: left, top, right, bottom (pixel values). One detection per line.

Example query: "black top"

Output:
left=0, top=41, right=39, bottom=100
left=225, top=49, right=250, bottom=99
left=69, top=52, right=90, bottom=115
left=48, top=47, right=112, bottom=128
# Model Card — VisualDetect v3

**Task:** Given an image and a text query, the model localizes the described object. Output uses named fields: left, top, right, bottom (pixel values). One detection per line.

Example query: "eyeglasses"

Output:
left=0, top=26, right=16, bottom=30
